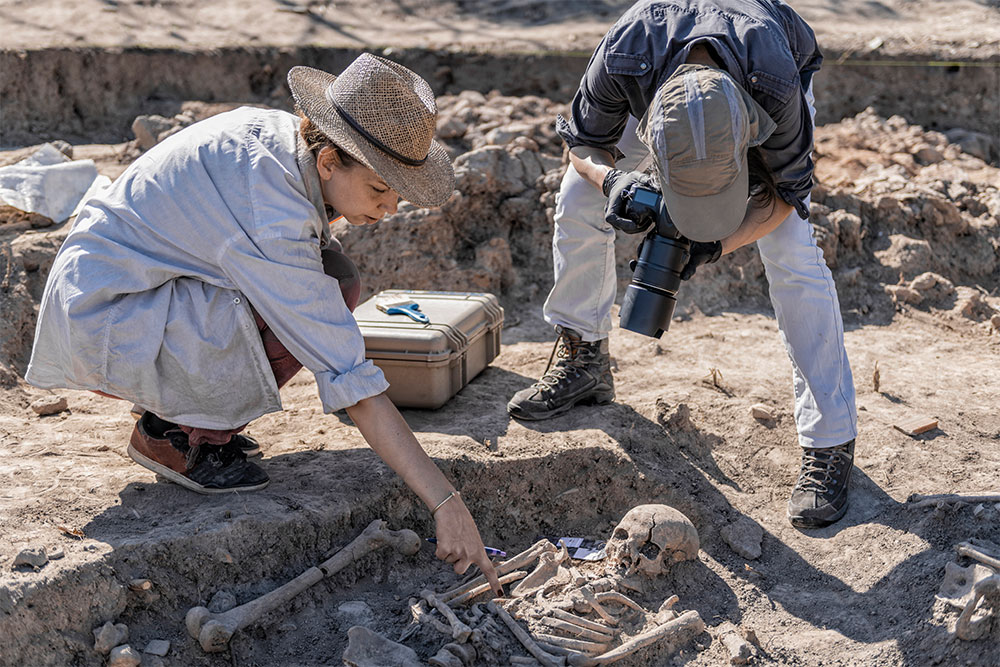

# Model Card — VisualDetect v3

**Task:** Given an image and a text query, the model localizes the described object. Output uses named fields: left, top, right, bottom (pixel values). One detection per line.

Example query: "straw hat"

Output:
left=288, top=54, right=455, bottom=208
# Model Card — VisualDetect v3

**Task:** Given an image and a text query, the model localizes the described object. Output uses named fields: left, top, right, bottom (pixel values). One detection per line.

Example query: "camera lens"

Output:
left=619, top=234, right=690, bottom=338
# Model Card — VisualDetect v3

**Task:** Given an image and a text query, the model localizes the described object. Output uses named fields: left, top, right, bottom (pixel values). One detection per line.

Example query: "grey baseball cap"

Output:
left=636, top=64, right=777, bottom=242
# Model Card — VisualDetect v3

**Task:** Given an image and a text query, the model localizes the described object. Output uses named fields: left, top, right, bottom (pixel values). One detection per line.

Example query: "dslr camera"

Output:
left=618, top=186, right=691, bottom=339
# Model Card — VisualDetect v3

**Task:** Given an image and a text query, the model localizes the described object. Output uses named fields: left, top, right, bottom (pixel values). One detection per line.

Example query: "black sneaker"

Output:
left=787, top=440, right=856, bottom=528
left=128, top=413, right=269, bottom=494
left=507, top=326, right=615, bottom=421
left=231, top=433, right=261, bottom=458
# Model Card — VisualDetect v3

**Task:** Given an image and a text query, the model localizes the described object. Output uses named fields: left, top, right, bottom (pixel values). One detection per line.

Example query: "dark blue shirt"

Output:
left=556, top=0, right=822, bottom=218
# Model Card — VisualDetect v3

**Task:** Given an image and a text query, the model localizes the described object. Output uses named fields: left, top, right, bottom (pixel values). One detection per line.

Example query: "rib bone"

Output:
left=538, top=617, right=614, bottom=643
left=487, top=601, right=565, bottom=667
left=534, top=632, right=610, bottom=655
left=548, top=609, right=618, bottom=637
left=448, top=570, right=528, bottom=606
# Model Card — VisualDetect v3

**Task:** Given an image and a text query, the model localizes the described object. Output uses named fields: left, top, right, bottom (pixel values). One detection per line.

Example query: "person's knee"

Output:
left=321, top=247, right=362, bottom=312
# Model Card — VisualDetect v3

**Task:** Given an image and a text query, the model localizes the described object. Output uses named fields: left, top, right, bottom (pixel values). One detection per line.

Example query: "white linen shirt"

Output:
left=26, top=107, right=389, bottom=429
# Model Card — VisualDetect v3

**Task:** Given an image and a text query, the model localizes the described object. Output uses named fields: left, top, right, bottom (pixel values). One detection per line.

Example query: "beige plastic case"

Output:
left=353, top=290, right=504, bottom=409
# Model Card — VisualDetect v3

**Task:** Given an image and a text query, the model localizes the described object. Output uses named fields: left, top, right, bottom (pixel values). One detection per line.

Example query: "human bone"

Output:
left=605, top=505, right=699, bottom=577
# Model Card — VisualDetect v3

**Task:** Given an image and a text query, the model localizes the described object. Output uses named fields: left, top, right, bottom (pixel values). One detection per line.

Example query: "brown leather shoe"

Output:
left=128, top=413, right=269, bottom=494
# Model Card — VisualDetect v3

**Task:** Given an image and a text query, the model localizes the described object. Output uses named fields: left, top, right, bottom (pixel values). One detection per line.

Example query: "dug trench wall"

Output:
left=1, top=46, right=998, bottom=149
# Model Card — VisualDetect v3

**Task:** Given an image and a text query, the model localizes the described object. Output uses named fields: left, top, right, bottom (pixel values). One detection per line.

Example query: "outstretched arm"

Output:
left=719, top=197, right=793, bottom=255
left=345, top=392, right=503, bottom=597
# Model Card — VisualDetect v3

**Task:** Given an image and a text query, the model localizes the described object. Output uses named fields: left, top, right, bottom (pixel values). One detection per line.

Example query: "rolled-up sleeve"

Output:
left=759, top=90, right=814, bottom=219
left=555, top=44, right=632, bottom=159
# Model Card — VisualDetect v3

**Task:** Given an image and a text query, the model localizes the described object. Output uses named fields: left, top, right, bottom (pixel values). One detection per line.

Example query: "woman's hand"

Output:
left=344, top=393, right=503, bottom=597
left=432, top=493, right=504, bottom=597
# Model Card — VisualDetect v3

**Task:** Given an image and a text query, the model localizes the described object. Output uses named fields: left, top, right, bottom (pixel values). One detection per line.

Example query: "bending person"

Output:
left=508, top=0, right=858, bottom=528
left=28, top=54, right=502, bottom=593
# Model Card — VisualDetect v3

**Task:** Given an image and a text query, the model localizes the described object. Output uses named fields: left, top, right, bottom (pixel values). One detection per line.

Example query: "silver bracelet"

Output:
left=431, top=490, right=459, bottom=516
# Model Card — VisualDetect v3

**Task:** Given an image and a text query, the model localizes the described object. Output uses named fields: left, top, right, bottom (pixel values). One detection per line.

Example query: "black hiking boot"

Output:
left=787, top=439, right=856, bottom=528
left=128, top=412, right=269, bottom=494
left=507, top=326, right=615, bottom=421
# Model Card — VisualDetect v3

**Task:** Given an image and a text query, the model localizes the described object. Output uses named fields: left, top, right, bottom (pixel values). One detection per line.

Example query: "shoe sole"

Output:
left=787, top=501, right=849, bottom=529
left=128, top=444, right=269, bottom=495
left=508, top=390, right=615, bottom=421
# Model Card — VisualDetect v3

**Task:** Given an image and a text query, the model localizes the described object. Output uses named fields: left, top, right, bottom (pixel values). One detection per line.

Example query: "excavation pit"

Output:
left=2, top=6, right=1000, bottom=664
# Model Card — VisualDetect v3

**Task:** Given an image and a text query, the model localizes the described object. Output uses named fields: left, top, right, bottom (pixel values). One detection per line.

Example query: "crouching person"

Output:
left=26, top=54, right=502, bottom=593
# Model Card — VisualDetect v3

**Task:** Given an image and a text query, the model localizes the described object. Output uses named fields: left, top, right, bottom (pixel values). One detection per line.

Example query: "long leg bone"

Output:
left=422, top=590, right=473, bottom=642
left=591, top=609, right=704, bottom=664
left=487, top=601, right=565, bottom=667
left=448, top=570, right=528, bottom=606
left=185, top=519, right=419, bottom=653
left=442, top=539, right=557, bottom=602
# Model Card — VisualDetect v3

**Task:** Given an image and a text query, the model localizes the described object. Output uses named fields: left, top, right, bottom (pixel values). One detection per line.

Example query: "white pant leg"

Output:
left=756, top=84, right=858, bottom=448
left=543, top=115, right=649, bottom=342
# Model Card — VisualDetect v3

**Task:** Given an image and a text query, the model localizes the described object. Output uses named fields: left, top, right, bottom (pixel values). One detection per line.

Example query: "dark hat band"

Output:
left=333, top=103, right=428, bottom=167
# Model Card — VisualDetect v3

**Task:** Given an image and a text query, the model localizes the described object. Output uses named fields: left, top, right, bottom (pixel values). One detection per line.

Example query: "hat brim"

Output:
left=288, top=66, right=455, bottom=208
left=663, top=153, right=749, bottom=243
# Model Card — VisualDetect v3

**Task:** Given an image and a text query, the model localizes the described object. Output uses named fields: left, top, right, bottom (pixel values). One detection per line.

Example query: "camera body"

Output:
left=618, top=186, right=691, bottom=339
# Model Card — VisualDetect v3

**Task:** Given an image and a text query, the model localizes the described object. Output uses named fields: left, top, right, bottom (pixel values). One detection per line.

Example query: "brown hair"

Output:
left=297, top=110, right=360, bottom=168
left=747, top=146, right=777, bottom=210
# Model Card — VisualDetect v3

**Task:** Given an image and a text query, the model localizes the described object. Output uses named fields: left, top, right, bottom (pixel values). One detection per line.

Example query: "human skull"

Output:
left=605, top=504, right=699, bottom=577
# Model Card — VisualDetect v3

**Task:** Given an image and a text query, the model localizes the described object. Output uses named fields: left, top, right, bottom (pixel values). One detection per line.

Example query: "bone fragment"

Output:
left=422, top=590, right=473, bottom=642
left=549, top=609, right=618, bottom=636
left=186, top=520, right=420, bottom=653
left=655, top=595, right=680, bottom=623
left=534, top=641, right=598, bottom=667
left=487, top=601, right=565, bottom=667
left=591, top=609, right=704, bottom=664
left=442, top=539, right=556, bottom=602
left=402, top=598, right=450, bottom=640
left=594, top=592, right=642, bottom=611
left=579, top=587, right=618, bottom=627
left=449, top=570, right=528, bottom=606
left=539, top=617, right=615, bottom=642
left=428, top=649, right=463, bottom=667
left=513, top=546, right=571, bottom=598
left=955, top=574, right=1000, bottom=640
left=955, top=541, right=1000, bottom=571
left=534, top=633, right=610, bottom=655
left=908, top=492, right=1000, bottom=509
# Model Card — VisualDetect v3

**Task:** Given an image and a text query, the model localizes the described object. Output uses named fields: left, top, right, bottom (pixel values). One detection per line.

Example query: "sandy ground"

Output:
left=1, top=2, right=1000, bottom=666
left=1, top=0, right=999, bottom=57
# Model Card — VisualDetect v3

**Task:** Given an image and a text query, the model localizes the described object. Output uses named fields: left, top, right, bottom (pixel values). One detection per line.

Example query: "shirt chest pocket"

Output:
left=604, top=52, right=653, bottom=77
left=747, top=69, right=797, bottom=105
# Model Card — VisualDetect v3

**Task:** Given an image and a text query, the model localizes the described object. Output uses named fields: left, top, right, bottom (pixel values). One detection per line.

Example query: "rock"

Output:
left=145, top=658, right=165, bottom=667
left=718, top=623, right=755, bottom=664
left=13, top=546, right=48, bottom=568
left=129, top=578, right=152, bottom=591
left=909, top=271, right=955, bottom=303
left=944, top=128, right=997, bottom=162
left=874, top=234, right=933, bottom=278
left=336, top=600, right=375, bottom=627
left=0, top=204, right=55, bottom=229
left=719, top=516, right=763, bottom=560
left=93, top=622, right=129, bottom=655
left=144, top=639, right=170, bottom=656
left=655, top=399, right=695, bottom=433
left=131, top=114, right=176, bottom=151
left=342, top=625, right=423, bottom=667
left=214, top=548, right=234, bottom=564
left=49, top=140, right=74, bottom=159
left=991, top=314, right=1000, bottom=332
left=885, top=284, right=922, bottom=305
left=30, top=394, right=68, bottom=416
left=108, top=644, right=141, bottom=667
left=749, top=404, right=774, bottom=421
left=208, top=589, right=237, bottom=613
left=48, top=546, right=64, bottom=559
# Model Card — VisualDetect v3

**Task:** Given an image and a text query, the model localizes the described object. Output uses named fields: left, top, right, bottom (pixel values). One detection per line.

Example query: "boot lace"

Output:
left=794, top=443, right=851, bottom=494
left=533, top=330, right=599, bottom=394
